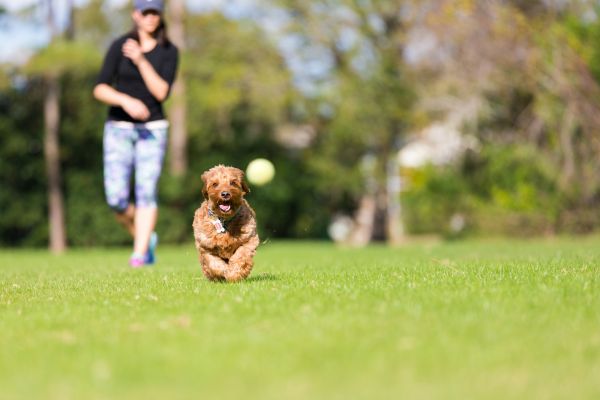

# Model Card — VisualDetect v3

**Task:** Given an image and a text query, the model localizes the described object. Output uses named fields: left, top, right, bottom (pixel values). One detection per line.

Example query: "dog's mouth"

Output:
left=217, top=201, right=232, bottom=214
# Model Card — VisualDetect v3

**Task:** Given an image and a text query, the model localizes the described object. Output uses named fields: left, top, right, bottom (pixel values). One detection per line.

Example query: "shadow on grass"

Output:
left=245, top=273, right=278, bottom=283
left=206, top=272, right=278, bottom=284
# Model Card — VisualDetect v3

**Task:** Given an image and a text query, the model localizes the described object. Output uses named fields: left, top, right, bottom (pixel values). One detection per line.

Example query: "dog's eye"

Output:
left=230, top=180, right=239, bottom=187
left=211, top=182, right=218, bottom=188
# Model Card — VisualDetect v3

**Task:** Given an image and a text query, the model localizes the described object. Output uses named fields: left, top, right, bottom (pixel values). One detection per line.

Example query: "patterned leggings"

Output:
left=103, top=121, right=168, bottom=212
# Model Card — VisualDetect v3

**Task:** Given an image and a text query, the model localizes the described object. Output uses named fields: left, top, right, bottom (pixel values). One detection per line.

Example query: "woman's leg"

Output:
left=115, top=203, right=135, bottom=236
left=133, top=127, right=168, bottom=257
left=133, top=206, right=157, bottom=256
left=103, top=122, right=135, bottom=234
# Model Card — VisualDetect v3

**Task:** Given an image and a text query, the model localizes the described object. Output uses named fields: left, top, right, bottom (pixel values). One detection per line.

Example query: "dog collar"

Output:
left=208, top=207, right=240, bottom=234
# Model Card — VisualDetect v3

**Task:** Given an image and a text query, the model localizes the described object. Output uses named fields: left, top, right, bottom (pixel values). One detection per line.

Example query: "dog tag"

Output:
left=212, top=219, right=226, bottom=233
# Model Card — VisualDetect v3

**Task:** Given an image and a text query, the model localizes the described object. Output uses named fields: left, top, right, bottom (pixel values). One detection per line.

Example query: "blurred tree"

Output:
left=167, top=0, right=188, bottom=176
left=6, top=0, right=600, bottom=247
left=22, top=1, right=102, bottom=251
left=0, top=75, right=47, bottom=246
left=271, top=0, right=417, bottom=245
left=155, top=12, right=298, bottom=241
left=44, top=0, right=66, bottom=254
left=1, top=4, right=304, bottom=247
left=183, top=13, right=292, bottom=145
left=404, top=0, right=600, bottom=233
left=72, top=0, right=111, bottom=45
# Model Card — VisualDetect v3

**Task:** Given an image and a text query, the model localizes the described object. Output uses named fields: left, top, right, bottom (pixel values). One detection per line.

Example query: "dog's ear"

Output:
left=229, top=167, right=250, bottom=194
left=238, top=169, right=250, bottom=194
left=201, top=171, right=209, bottom=199
left=242, top=178, right=250, bottom=194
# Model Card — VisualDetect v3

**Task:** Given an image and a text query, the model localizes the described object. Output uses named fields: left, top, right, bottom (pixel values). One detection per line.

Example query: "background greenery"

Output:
left=3, top=1, right=600, bottom=247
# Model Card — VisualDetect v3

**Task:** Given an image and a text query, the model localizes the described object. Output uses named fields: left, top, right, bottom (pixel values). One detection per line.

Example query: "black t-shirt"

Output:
left=96, top=34, right=179, bottom=123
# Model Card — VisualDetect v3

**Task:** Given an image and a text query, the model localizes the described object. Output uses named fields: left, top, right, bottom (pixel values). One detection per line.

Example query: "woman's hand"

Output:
left=121, top=38, right=169, bottom=101
left=120, top=96, right=150, bottom=121
left=93, top=84, right=149, bottom=120
left=122, top=39, right=145, bottom=66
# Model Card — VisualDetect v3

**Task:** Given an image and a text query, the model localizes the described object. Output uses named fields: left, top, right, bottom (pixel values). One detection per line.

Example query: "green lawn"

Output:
left=1, top=238, right=599, bottom=399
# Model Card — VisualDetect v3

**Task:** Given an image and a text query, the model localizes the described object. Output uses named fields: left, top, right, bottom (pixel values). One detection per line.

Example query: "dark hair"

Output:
left=128, top=17, right=171, bottom=47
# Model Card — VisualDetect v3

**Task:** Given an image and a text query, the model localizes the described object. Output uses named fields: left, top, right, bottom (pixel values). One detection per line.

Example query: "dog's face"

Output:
left=201, top=165, right=250, bottom=218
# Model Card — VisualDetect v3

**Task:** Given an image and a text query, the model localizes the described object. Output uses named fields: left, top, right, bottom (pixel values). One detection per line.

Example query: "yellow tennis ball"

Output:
left=246, top=158, right=275, bottom=186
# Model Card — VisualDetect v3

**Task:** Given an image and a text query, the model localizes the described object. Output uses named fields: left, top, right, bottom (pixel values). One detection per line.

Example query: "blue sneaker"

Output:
left=145, top=232, right=158, bottom=265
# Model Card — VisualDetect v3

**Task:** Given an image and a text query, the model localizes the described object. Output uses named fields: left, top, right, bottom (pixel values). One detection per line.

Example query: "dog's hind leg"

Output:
left=200, top=252, right=229, bottom=281
left=226, top=235, right=260, bottom=282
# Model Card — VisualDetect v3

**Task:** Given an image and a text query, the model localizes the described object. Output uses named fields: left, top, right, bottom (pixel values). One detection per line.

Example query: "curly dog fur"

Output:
left=192, top=165, right=259, bottom=282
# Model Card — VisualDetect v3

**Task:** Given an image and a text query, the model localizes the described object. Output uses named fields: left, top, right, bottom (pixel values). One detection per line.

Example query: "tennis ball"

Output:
left=246, top=158, right=275, bottom=186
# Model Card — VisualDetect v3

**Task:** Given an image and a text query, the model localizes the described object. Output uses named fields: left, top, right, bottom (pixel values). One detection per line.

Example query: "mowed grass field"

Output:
left=1, top=238, right=600, bottom=400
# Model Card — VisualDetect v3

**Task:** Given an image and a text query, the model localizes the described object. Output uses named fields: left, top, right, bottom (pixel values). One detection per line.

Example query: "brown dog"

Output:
left=192, top=165, right=259, bottom=282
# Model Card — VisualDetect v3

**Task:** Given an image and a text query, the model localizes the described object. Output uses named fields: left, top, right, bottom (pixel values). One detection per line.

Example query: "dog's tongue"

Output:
left=219, top=204, right=231, bottom=212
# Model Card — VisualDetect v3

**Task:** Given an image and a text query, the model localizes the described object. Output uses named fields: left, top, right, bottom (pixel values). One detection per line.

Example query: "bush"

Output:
left=402, top=144, right=564, bottom=237
left=402, top=165, right=471, bottom=237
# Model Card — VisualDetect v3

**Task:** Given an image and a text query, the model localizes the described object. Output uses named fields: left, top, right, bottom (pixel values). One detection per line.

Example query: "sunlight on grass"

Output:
left=1, top=238, right=600, bottom=399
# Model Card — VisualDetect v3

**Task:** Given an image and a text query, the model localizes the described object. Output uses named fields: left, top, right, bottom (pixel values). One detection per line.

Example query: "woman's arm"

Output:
left=122, top=39, right=170, bottom=102
left=93, top=37, right=150, bottom=121
left=93, top=83, right=150, bottom=121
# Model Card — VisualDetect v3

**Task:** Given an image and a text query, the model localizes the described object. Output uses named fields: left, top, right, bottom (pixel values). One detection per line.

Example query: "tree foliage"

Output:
left=3, top=0, right=600, bottom=247
left=0, top=2, right=315, bottom=247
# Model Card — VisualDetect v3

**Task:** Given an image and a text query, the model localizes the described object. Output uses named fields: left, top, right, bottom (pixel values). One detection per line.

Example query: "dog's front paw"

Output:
left=226, top=258, right=254, bottom=282
left=223, top=267, right=249, bottom=282
left=200, top=253, right=229, bottom=280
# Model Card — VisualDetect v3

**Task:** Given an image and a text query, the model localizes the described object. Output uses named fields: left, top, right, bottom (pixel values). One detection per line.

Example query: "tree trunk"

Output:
left=386, top=155, right=405, bottom=245
left=64, top=0, right=74, bottom=40
left=348, top=194, right=377, bottom=247
left=168, top=0, right=188, bottom=176
left=44, top=76, right=66, bottom=253
left=42, top=0, right=66, bottom=253
left=348, top=154, right=378, bottom=246
left=559, top=106, right=576, bottom=189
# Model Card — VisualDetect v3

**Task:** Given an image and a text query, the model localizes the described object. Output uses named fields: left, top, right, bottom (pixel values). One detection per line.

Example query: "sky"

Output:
left=0, top=0, right=259, bottom=63
left=0, top=0, right=325, bottom=92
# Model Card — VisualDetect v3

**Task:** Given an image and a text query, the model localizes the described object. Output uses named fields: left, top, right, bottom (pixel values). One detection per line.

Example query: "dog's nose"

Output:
left=221, top=191, right=231, bottom=199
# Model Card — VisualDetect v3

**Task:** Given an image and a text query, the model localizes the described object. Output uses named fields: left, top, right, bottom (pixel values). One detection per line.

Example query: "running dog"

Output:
left=192, top=165, right=259, bottom=281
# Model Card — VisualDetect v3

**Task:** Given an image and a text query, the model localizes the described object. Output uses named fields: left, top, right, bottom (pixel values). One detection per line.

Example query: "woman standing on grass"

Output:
left=93, top=0, right=178, bottom=268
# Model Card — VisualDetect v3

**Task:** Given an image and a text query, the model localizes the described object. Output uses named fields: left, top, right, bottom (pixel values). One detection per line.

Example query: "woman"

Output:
left=93, top=0, right=178, bottom=267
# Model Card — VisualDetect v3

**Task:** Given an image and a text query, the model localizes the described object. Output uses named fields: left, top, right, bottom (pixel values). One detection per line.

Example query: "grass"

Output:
left=1, top=237, right=600, bottom=400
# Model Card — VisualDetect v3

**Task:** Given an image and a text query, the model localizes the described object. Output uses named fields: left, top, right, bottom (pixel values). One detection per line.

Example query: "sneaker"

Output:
left=145, top=232, right=158, bottom=265
left=129, top=253, right=145, bottom=268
